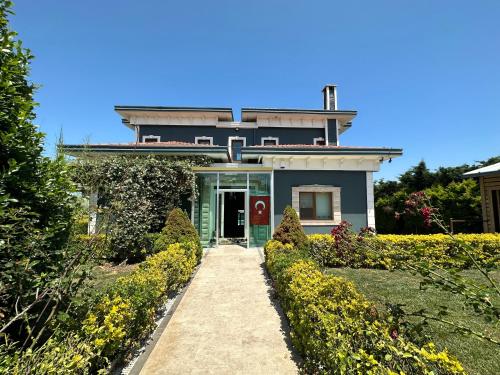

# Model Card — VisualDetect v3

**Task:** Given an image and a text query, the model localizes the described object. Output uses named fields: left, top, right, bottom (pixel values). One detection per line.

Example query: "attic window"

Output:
left=261, top=137, right=279, bottom=146
left=195, top=136, right=213, bottom=146
left=314, top=137, right=326, bottom=146
left=142, top=135, right=161, bottom=143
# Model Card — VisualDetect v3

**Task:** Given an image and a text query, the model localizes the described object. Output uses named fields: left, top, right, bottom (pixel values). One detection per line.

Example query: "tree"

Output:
left=273, top=206, right=309, bottom=249
left=0, top=0, right=77, bottom=344
left=374, top=157, right=499, bottom=234
left=399, top=160, right=434, bottom=191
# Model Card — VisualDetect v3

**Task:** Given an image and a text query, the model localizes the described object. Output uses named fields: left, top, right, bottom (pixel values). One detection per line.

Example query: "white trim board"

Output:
left=262, top=156, right=381, bottom=171
left=142, top=135, right=161, bottom=143
left=261, top=137, right=279, bottom=146
left=313, top=137, right=326, bottom=145
left=366, top=172, right=375, bottom=229
left=195, top=136, right=214, bottom=145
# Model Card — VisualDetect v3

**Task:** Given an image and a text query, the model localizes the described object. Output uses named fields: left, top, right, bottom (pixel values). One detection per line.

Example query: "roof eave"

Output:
left=60, top=144, right=230, bottom=161
left=241, top=147, right=403, bottom=157
left=114, top=106, right=235, bottom=121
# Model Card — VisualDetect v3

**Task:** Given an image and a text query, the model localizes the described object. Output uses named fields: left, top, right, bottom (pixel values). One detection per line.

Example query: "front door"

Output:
left=223, top=192, right=245, bottom=238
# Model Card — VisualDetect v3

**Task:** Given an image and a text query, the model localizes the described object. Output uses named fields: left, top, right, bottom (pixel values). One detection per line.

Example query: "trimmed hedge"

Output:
left=265, top=240, right=465, bottom=374
left=0, top=241, right=198, bottom=374
left=154, top=208, right=203, bottom=263
left=308, top=233, right=500, bottom=269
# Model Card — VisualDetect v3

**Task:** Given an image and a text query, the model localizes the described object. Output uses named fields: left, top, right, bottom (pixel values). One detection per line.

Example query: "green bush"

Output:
left=0, top=0, right=78, bottom=344
left=75, top=234, right=110, bottom=258
left=0, top=240, right=198, bottom=374
left=72, top=155, right=209, bottom=263
left=154, top=208, right=202, bottom=262
left=264, top=240, right=465, bottom=374
left=307, top=233, right=500, bottom=270
left=272, top=206, right=309, bottom=250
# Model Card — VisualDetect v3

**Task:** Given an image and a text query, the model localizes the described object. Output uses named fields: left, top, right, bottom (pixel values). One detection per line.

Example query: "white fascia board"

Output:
left=258, top=155, right=382, bottom=171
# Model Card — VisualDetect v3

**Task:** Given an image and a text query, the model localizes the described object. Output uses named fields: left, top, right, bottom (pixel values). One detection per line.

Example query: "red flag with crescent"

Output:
left=250, top=196, right=270, bottom=225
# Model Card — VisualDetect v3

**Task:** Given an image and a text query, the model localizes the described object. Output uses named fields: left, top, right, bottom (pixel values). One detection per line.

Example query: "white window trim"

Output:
left=228, top=136, right=246, bottom=146
left=228, top=136, right=246, bottom=162
left=142, top=135, right=161, bottom=143
left=313, top=137, right=326, bottom=145
left=261, top=136, right=279, bottom=146
left=292, top=185, right=341, bottom=225
left=195, top=136, right=214, bottom=145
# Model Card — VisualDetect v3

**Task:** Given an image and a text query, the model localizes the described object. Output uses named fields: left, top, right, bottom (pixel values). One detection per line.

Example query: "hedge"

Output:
left=264, top=240, right=465, bottom=374
left=308, top=233, right=500, bottom=269
left=0, top=241, right=198, bottom=374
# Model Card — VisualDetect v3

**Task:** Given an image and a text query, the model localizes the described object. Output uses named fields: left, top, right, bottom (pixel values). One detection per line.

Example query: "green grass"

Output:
left=326, top=268, right=500, bottom=375
left=90, top=263, right=138, bottom=291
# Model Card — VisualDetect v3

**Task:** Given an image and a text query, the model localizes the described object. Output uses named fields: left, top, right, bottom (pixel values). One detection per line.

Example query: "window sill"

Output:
left=300, top=220, right=340, bottom=226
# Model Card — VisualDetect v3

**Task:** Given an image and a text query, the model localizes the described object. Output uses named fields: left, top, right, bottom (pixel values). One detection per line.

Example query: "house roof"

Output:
left=242, top=145, right=403, bottom=156
left=240, top=108, right=356, bottom=132
left=61, top=142, right=230, bottom=161
left=463, top=162, right=500, bottom=178
left=115, top=106, right=235, bottom=124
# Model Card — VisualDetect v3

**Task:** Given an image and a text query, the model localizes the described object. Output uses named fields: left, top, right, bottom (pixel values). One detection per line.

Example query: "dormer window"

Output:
left=142, top=135, right=161, bottom=143
left=261, top=137, right=279, bottom=146
left=228, top=137, right=246, bottom=162
left=313, top=137, right=326, bottom=146
left=195, top=136, right=213, bottom=146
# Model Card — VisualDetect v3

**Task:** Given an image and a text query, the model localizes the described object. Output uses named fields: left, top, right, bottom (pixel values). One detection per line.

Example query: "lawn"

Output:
left=326, top=268, right=500, bottom=375
left=90, top=263, right=138, bottom=291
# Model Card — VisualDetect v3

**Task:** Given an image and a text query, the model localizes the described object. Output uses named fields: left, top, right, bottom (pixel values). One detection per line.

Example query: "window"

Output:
left=261, top=137, right=279, bottom=146
left=229, top=137, right=246, bottom=162
left=292, top=185, right=341, bottom=224
left=142, top=135, right=161, bottom=143
left=314, top=137, right=326, bottom=146
left=195, top=136, right=213, bottom=145
left=299, top=192, right=332, bottom=220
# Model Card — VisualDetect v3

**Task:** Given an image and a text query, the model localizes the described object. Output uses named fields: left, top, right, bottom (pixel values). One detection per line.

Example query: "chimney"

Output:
left=322, top=84, right=337, bottom=110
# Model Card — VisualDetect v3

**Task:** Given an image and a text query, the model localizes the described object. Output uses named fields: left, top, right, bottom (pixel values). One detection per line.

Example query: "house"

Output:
left=63, top=85, right=402, bottom=247
left=463, top=162, right=500, bottom=233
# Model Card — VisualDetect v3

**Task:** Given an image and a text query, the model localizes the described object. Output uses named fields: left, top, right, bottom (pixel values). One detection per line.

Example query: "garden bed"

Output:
left=327, top=268, right=500, bottom=375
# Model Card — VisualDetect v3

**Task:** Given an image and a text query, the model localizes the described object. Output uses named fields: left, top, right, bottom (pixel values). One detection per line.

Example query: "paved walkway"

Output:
left=139, top=245, right=299, bottom=375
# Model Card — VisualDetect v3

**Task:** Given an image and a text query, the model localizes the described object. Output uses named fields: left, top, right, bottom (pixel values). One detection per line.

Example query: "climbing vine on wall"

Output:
left=71, top=154, right=210, bottom=262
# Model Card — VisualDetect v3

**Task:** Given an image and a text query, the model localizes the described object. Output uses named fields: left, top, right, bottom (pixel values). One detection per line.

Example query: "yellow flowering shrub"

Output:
left=0, top=240, right=199, bottom=374
left=264, top=240, right=466, bottom=374
left=307, top=233, right=500, bottom=269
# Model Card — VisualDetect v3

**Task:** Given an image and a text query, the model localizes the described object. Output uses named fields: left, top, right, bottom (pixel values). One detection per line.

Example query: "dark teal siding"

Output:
left=273, top=170, right=367, bottom=231
left=139, top=125, right=325, bottom=146
left=327, top=119, right=338, bottom=145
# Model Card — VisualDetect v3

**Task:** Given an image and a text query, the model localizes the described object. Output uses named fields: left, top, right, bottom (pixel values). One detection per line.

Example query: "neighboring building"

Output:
left=463, top=162, right=500, bottom=233
left=63, top=85, right=402, bottom=247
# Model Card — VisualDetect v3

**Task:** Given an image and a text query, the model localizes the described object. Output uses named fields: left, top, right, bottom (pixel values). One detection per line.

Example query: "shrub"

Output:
left=307, top=234, right=336, bottom=267
left=0, top=0, right=78, bottom=344
left=307, top=232, right=500, bottom=270
left=72, top=155, right=209, bottom=263
left=154, top=208, right=202, bottom=262
left=81, top=241, right=197, bottom=363
left=264, top=240, right=465, bottom=374
left=272, top=206, right=309, bottom=250
left=0, top=240, right=199, bottom=374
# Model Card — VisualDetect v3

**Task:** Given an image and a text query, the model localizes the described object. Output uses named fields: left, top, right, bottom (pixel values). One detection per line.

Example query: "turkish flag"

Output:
left=250, top=196, right=270, bottom=225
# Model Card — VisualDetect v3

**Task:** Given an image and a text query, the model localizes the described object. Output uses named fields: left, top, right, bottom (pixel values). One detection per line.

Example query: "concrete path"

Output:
left=139, top=245, right=299, bottom=375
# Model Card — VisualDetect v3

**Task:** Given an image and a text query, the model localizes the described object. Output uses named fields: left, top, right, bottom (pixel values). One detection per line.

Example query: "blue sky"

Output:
left=10, top=0, right=500, bottom=180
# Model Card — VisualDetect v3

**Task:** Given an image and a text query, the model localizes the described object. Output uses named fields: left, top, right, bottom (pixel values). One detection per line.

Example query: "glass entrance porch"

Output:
left=193, top=172, right=272, bottom=248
